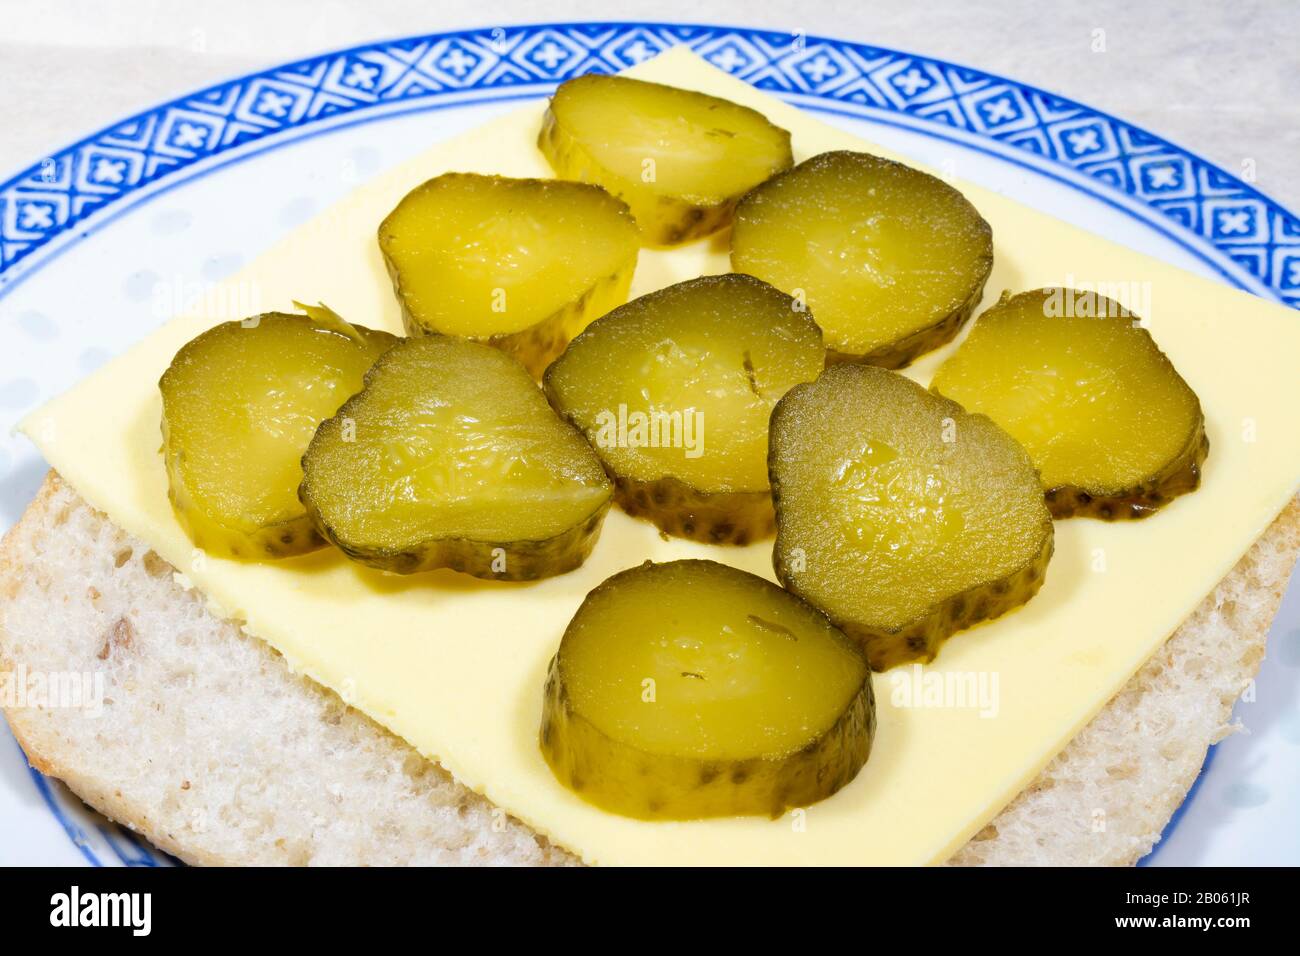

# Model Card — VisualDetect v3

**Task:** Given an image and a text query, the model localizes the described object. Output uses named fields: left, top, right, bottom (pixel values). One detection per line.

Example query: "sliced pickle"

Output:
left=539, top=74, right=793, bottom=246
left=769, top=365, right=1053, bottom=670
left=377, top=172, right=639, bottom=377
left=544, top=274, right=824, bottom=544
left=300, top=337, right=612, bottom=580
left=731, top=150, right=993, bottom=368
left=540, top=559, right=873, bottom=819
left=931, top=288, right=1208, bottom=519
left=159, top=311, right=397, bottom=560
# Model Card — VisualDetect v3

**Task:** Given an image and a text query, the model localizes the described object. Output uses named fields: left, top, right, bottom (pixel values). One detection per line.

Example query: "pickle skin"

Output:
left=308, top=498, right=610, bottom=582
left=732, top=150, right=993, bottom=368
left=775, top=523, right=1054, bottom=671
left=383, top=251, right=634, bottom=380
left=611, top=474, right=774, bottom=546
left=162, top=429, right=326, bottom=560
left=824, top=275, right=989, bottom=370
left=542, top=655, right=874, bottom=819
left=538, top=101, right=790, bottom=247
left=768, top=366, right=1055, bottom=671
left=1045, top=430, right=1210, bottom=520
left=378, top=173, right=639, bottom=379
left=770, top=462, right=1054, bottom=672
left=159, top=313, right=398, bottom=561
left=1043, top=422, right=1210, bottom=520
left=931, top=288, right=1209, bottom=519
left=544, top=273, right=824, bottom=544
left=539, top=560, right=875, bottom=819
left=299, top=337, right=613, bottom=582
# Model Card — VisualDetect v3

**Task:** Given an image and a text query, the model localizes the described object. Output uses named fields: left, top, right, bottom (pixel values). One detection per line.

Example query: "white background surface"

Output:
left=0, top=1, right=1297, bottom=866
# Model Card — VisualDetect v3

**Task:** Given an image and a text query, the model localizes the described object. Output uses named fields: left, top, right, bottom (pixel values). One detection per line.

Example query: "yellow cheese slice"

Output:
left=21, top=48, right=1300, bottom=865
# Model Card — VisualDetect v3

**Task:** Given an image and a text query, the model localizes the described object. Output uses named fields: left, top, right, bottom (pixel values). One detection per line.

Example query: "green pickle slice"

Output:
left=544, top=274, right=824, bottom=544
left=378, top=172, right=639, bottom=377
left=731, top=150, right=993, bottom=368
left=159, top=310, right=397, bottom=559
left=769, top=365, right=1054, bottom=670
left=300, top=337, right=612, bottom=580
left=539, top=74, right=793, bottom=246
left=931, top=288, right=1208, bottom=519
left=541, top=559, right=874, bottom=819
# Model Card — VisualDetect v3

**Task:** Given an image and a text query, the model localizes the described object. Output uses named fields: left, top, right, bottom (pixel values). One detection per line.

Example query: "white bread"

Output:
left=2, top=472, right=1296, bottom=865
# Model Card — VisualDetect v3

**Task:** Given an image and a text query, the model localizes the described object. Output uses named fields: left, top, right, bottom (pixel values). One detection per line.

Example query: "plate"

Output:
left=1, top=21, right=1297, bottom=867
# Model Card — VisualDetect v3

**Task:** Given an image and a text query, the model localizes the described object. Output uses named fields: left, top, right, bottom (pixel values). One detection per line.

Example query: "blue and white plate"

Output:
left=1, top=21, right=1297, bottom=866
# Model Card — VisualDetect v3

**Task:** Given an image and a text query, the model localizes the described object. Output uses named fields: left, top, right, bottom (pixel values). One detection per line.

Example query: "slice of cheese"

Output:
left=21, top=48, right=1300, bottom=865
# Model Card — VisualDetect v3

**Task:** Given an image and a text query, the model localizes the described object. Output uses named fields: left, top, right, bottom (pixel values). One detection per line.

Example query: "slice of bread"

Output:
left=2, top=472, right=1296, bottom=865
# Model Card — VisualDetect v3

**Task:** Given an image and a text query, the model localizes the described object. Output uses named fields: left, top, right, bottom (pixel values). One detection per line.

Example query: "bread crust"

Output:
left=2, top=471, right=1297, bottom=865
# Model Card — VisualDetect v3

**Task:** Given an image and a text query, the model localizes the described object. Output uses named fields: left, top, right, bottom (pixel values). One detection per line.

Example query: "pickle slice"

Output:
left=731, top=150, right=993, bottom=368
left=378, top=172, right=639, bottom=377
left=539, top=74, right=793, bottom=246
left=769, top=365, right=1053, bottom=670
left=541, top=559, right=873, bottom=819
left=544, top=274, right=824, bottom=544
left=300, top=337, right=612, bottom=580
left=159, top=311, right=397, bottom=560
left=931, top=288, right=1209, bottom=519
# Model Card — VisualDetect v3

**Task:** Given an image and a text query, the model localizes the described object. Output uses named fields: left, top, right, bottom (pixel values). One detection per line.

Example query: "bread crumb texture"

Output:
left=0, top=473, right=575, bottom=866
left=2, top=473, right=1295, bottom=866
left=950, top=490, right=1298, bottom=866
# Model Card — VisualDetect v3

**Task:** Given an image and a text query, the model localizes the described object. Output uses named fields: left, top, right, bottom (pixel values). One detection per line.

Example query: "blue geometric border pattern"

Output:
left=2, top=21, right=1299, bottom=309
